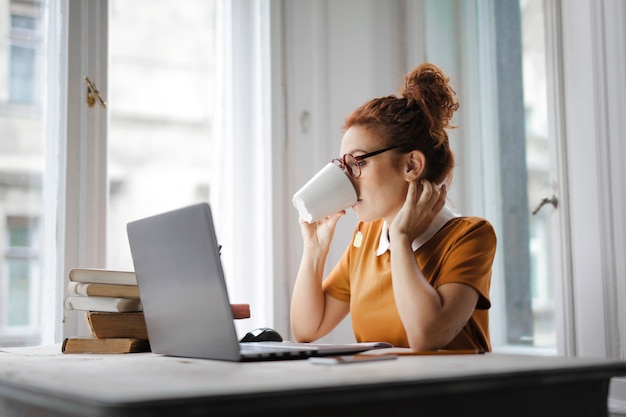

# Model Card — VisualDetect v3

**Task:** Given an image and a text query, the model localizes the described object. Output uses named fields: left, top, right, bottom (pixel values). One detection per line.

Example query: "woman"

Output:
left=290, top=63, right=497, bottom=352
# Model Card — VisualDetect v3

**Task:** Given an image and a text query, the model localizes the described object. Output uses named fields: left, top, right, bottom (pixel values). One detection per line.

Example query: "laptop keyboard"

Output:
left=239, top=343, right=314, bottom=359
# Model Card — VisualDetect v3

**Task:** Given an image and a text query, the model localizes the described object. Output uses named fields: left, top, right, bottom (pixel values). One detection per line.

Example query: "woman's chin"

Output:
left=353, top=205, right=375, bottom=223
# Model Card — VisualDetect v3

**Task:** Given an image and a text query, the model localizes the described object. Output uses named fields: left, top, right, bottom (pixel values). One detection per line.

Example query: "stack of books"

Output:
left=62, top=268, right=251, bottom=354
left=62, top=268, right=149, bottom=354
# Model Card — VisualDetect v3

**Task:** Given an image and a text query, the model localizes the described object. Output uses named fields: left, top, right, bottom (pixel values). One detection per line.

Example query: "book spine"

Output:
left=69, top=268, right=137, bottom=285
left=67, top=281, right=80, bottom=296
left=67, top=282, right=140, bottom=299
left=87, top=312, right=149, bottom=339
left=64, top=295, right=143, bottom=312
left=62, top=337, right=150, bottom=354
left=67, top=281, right=89, bottom=297
left=231, top=304, right=250, bottom=319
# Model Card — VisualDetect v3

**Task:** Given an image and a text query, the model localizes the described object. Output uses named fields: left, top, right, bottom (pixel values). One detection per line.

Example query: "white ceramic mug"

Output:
left=292, top=163, right=358, bottom=223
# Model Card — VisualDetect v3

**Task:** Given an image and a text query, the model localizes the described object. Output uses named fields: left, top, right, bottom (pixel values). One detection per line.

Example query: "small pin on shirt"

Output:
left=353, top=231, right=363, bottom=248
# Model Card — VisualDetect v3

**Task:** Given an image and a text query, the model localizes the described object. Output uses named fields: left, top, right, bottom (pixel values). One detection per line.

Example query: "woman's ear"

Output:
left=405, top=150, right=426, bottom=181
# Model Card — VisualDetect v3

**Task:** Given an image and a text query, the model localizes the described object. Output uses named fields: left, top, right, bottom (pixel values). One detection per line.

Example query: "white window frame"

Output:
left=43, top=0, right=279, bottom=341
left=544, top=0, right=576, bottom=357
left=42, top=0, right=108, bottom=342
left=552, top=0, right=626, bottom=359
left=547, top=0, right=626, bottom=411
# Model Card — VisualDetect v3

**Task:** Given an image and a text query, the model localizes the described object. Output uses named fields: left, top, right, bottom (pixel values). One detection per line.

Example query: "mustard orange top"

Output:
left=323, top=216, right=496, bottom=351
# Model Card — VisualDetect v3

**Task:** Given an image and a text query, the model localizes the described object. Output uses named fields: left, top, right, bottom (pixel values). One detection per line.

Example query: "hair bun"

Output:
left=343, top=62, right=459, bottom=186
left=402, top=63, right=459, bottom=133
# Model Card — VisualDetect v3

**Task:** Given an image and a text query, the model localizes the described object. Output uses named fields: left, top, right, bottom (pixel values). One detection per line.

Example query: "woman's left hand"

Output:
left=389, top=179, right=447, bottom=243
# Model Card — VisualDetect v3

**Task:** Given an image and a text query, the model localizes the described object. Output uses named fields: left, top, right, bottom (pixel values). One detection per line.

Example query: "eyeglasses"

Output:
left=332, top=145, right=399, bottom=178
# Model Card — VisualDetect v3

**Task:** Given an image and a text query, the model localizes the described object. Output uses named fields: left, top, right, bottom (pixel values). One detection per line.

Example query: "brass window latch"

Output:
left=84, top=76, right=107, bottom=108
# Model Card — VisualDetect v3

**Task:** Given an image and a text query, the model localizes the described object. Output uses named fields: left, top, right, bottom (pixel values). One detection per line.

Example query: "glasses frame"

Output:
left=332, top=145, right=399, bottom=178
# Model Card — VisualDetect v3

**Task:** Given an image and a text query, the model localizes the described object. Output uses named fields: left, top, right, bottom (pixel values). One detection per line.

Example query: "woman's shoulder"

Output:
left=357, top=216, right=494, bottom=235
left=449, top=215, right=493, bottom=228
left=445, top=216, right=496, bottom=242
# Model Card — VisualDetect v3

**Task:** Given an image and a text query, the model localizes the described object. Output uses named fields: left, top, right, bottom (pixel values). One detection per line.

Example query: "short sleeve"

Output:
left=433, top=218, right=496, bottom=310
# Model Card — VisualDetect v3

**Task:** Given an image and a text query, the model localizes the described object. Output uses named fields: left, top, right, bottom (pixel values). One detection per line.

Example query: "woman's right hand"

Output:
left=299, top=211, right=345, bottom=252
left=293, top=210, right=349, bottom=343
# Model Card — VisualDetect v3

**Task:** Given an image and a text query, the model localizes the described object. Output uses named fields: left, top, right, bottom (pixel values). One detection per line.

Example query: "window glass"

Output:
left=425, top=0, right=555, bottom=351
left=7, top=259, right=31, bottom=326
left=9, top=11, right=41, bottom=104
left=11, top=13, right=37, bottom=30
left=5, top=217, right=39, bottom=329
left=7, top=218, right=31, bottom=247
left=107, top=0, right=215, bottom=269
left=0, top=0, right=46, bottom=347
left=520, top=0, right=555, bottom=349
left=10, top=45, right=37, bottom=103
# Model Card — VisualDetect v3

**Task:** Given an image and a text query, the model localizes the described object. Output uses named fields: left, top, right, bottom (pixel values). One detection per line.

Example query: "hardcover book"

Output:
left=86, top=312, right=149, bottom=339
left=62, top=337, right=150, bottom=354
left=69, top=268, right=137, bottom=286
left=67, top=281, right=140, bottom=299
left=85, top=304, right=250, bottom=339
left=64, top=295, right=143, bottom=313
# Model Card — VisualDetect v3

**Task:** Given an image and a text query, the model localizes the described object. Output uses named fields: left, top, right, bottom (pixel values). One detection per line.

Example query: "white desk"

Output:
left=1, top=345, right=625, bottom=417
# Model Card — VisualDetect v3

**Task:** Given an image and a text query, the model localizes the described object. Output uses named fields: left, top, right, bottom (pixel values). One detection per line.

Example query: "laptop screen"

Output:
left=127, top=203, right=242, bottom=360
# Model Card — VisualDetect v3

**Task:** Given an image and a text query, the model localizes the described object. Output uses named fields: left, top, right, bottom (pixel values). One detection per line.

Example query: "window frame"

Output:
left=46, top=0, right=279, bottom=341
left=548, top=0, right=626, bottom=411
left=42, top=0, right=109, bottom=342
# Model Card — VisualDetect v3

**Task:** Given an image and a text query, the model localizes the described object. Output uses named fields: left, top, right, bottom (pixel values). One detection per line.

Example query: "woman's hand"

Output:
left=292, top=210, right=349, bottom=343
left=390, top=179, right=446, bottom=244
left=299, top=211, right=345, bottom=252
left=389, top=180, right=481, bottom=351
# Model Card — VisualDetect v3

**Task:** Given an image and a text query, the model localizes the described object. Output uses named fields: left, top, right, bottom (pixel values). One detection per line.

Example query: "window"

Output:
left=520, top=0, right=554, bottom=348
left=106, top=0, right=215, bottom=270
left=0, top=0, right=46, bottom=347
left=276, top=1, right=562, bottom=349
left=8, top=2, right=43, bottom=104
left=14, top=0, right=271, bottom=344
left=3, top=217, right=40, bottom=331
left=419, top=0, right=556, bottom=352
left=107, top=1, right=278, bottom=336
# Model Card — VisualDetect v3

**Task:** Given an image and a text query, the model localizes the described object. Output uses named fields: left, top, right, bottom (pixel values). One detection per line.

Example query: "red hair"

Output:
left=344, top=63, right=459, bottom=185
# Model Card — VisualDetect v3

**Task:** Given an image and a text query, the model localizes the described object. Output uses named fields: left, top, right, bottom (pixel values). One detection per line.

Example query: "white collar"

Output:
left=376, top=205, right=459, bottom=256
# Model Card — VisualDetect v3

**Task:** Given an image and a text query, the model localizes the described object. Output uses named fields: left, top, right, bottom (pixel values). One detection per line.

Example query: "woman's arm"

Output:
left=390, top=236, right=479, bottom=350
left=389, top=180, right=480, bottom=350
left=290, top=213, right=350, bottom=342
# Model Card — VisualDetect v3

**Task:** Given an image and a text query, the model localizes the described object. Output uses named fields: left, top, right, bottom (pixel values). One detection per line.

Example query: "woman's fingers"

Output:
left=299, top=210, right=345, bottom=248
left=433, top=184, right=447, bottom=213
left=418, top=180, right=440, bottom=211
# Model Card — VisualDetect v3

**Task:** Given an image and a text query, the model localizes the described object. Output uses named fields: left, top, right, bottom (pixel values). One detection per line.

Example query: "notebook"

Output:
left=126, top=202, right=390, bottom=361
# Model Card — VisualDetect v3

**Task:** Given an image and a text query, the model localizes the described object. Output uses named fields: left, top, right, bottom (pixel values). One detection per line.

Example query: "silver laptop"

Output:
left=127, top=203, right=388, bottom=361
